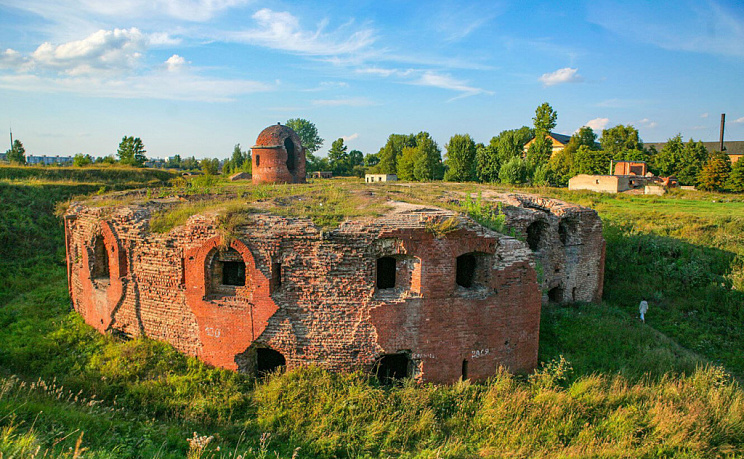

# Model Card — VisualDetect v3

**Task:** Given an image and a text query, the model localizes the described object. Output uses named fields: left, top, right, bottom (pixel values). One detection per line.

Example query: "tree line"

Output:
left=5, top=111, right=743, bottom=192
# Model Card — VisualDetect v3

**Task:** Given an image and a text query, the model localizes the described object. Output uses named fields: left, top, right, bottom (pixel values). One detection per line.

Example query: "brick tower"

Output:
left=251, top=123, right=306, bottom=184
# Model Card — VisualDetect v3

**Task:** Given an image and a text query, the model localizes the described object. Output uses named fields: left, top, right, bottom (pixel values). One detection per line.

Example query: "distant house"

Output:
left=645, top=141, right=744, bottom=164
left=613, top=161, right=647, bottom=176
left=26, top=155, right=74, bottom=166
left=311, top=171, right=332, bottom=179
left=523, top=132, right=572, bottom=156
left=365, top=174, right=397, bottom=183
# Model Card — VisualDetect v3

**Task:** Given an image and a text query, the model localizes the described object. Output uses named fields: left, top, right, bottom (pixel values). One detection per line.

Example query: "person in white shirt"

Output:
left=639, top=300, right=649, bottom=323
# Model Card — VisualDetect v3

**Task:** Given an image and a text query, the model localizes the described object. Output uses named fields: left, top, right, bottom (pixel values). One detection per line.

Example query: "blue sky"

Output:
left=0, top=0, right=743, bottom=159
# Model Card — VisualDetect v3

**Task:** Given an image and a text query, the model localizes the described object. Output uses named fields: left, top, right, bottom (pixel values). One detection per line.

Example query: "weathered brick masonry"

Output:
left=64, top=193, right=604, bottom=383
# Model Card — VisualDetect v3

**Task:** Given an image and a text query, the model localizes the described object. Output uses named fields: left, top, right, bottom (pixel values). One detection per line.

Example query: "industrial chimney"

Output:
left=720, top=114, right=726, bottom=152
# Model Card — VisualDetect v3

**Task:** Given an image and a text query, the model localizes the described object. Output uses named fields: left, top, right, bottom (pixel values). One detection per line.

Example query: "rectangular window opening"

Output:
left=222, top=261, right=246, bottom=286
left=376, top=257, right=396, bottom=289
left=272, top=262, right=282, bottom=290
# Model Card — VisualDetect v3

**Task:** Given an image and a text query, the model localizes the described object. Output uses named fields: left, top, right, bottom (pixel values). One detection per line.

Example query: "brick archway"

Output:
left=78, top=221, right=126, bottom=332
left=184, top=237, right=279, bottom=370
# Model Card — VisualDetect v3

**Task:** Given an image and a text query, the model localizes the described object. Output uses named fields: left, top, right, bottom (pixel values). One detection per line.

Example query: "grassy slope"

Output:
left=0, top=171, right=743, bottom=457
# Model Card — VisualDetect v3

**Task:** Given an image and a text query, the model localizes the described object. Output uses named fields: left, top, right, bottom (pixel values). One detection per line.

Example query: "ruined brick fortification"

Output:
left=64, top=189, right=604, bottom=384
left=251, top=124, right=306, bottom=184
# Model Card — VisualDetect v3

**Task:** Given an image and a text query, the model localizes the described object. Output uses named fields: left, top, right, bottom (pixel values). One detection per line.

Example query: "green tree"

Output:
left=72, top=153, right=93, bottom=167
left=117, top=136, right=147, bottom=167
left=364, top=152, right=380, bottom=168
left=475, top=127, right=532, bottom=183
left=328, top=138, right=349, bottom=175
left=475, top=141, right=499, bottom=183
left=444, top=134, right=477, bottom=182
left=165, top=154, right=182, bottom=169
left=200, top=158, right=220, bottom=175
left=574, top=126, right=598, bottom=148
left=526, top=134, right=553, bottom=168
left=397, top=146, right=417, bottom=181
left=572, top=145, right=612, bottom=176
left=228, top=143, right=251, bottom=174
left=600, top=125, right=643, bottom=158
left=376, top=134, right=416, bottom=175
left=285, top=118, right=323, bottom=158
left=547, top=148, right=574, bottom=186
left=6, top=139, right=26, bottom=164
left=182, top=156, right=199, bottom=170
left=413, top=132, right=444, bottom=181
left=348, top=149, right=364, bottom=177
left=653, top=134, right=684, bottom=177
left=697, top=152, right=731, bottom=191
left=533, top=102, right=557, bottom=134
left=677, top=139, right=709, bottom=186
left=499, top=156, right=528, bottom=185
left=726, top=159, right=744, bottom=192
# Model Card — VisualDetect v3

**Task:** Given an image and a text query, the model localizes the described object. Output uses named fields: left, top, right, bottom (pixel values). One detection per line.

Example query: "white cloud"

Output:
left=588, top=1, right=744, bottom=58
left=0, top=72, right=272, bottom=102
left=30, top=28, right=148, bottom=76
left=414, top=71, right=492, bottom=99
left=586, top=117, right=610, bottom=131
left=539, top=67, right=583, bottom=87
left=312, top=97, right=377, bottom=107
left=0, top=28, right=272, bottom=101
left=637, top=118, right=658, bottom=129
left=701, top=112, right=709, bottom=118
left=224, top=8, right=375, bottom=56
left=165, top=54, right=187, bottom=72
left=3, top=0, right=250, bottom=23
left=734, top=117, right=744, bottom=124
left=0, top=49, right=25, bottom=68
left=355, top=67, right=398, bottom=77
left=342, top=133, right=359, bottom=142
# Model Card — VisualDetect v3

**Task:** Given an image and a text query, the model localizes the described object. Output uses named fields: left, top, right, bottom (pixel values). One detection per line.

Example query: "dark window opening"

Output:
left=256, top=154, right=260, bottom=167
left=272, top=262, right=282, bottom=290
left=377, top=256, right=396, bottom=289
left=462, top=359, right=469, bottom=380
left=284, top=138, right=296, bottom=172
left=526, top=221, right=549, bottom=252
left=374, top=353, right=411, bottom=384
left=222, top=261, right=246, bottom=286
left=559, top=219, right=577, bottom=246
left=572, top=287, right=577, bottom=302
left=256, top=348, right=285, bottom=377
left=92, top=235, right=109, bottom=279
left=548, top=286, right=564, bottom=303
left=456, top=253, right=476, bottom=288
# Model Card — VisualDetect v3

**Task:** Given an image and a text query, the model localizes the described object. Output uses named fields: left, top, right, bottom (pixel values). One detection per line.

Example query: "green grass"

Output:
left=1, top=168, right=744, bottom=457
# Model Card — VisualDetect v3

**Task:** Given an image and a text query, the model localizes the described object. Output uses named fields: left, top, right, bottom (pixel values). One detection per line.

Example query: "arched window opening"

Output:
left=526, top=221, right=549, bottom=252
left=256, top=154, right=260, bottom=167
left=209, top=248, right=247, bottom=294
left=548, top=286, right=564, bottom=304
left=559, top=218, right=578, bottom=246
left=91, top=235, right=109, bottom=279
left=456, top=253, right=476, bottom=288
left=284, top=138, right=296, bottom=172
left=256, top=348, right=285, bottom=377
left=374, top=353, right=411, bottom=384
left=376, top=256, right=396, bottom=289
left=462, top=359, right=469, bottom=380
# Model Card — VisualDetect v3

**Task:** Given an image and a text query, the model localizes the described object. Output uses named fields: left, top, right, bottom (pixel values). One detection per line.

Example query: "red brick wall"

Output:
left=65, top=194, right=604, bottom=383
